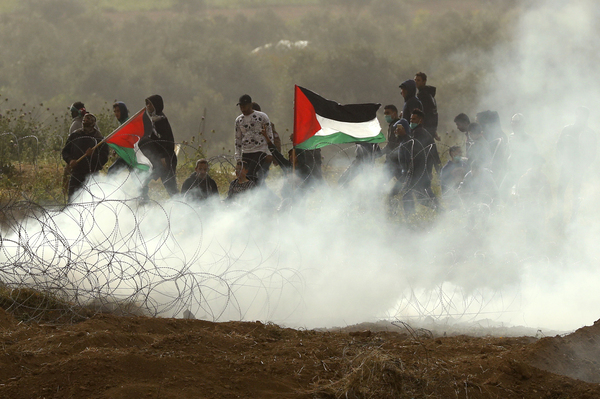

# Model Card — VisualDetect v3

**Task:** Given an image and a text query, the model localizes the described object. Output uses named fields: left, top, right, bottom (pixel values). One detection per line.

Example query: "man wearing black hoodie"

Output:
left=399, top=79, right=423, bottom=122
left=415, top=72, right=440, bottom=141
left=139, top=94, right=178, bottom=197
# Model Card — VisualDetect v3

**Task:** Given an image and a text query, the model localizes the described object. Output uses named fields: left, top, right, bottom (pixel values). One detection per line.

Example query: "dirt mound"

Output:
left=528, top=319, right=600, bottom=383
left=0, top=307, right=16, bottom=329
left=0, top=314, right=600, bottom=398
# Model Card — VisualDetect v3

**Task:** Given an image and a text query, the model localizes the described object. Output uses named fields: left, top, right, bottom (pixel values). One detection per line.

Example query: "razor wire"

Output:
left=0, top=136, right=563, bottom=326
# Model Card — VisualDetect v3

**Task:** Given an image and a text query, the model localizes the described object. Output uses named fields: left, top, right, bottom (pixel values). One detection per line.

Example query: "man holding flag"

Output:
left=62, top=113, right=109, bottom=201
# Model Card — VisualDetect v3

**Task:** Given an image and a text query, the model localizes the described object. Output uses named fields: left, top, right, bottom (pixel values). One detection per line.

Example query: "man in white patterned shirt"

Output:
left=234, top=94, right=273, bottom=184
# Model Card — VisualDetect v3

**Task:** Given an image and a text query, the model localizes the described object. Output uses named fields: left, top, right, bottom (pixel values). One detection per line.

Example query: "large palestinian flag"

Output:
left=105, top=108, right=152, bottom=171
left=293, top=85, right=384, bottom=150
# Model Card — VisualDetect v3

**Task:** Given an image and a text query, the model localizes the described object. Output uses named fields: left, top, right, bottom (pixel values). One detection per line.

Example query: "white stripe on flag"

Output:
left=314, top=115, right=381, bottom=138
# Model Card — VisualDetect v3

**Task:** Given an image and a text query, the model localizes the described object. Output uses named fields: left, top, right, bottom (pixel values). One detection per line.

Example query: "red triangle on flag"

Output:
left=106, top=108, right=146, bottom=149
left=293, top=85, right=322, bottom=147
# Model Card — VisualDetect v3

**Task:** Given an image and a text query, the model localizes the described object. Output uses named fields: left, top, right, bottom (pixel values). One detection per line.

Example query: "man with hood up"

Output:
left=399, top=79, right=423, bottom=122
left=415, top=72, right=440, bottom=141
left=139, top=94, right=178, bottom=198
left=62, top=113, right=109, bottom=201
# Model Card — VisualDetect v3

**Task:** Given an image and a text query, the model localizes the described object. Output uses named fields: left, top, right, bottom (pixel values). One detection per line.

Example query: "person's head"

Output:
left=235, top=160, right=248, bottom=178
left=410, top=109, right=425, bottom=127
left=476, top=110, right=497, bottom=128
left=399, top=79, right=417, bottom=100
left=195, top=159, right=209, bottom=178
left=237, top=94, right=253, bottom=116
left=251, top=102, right=261, bottom=112
left=414, top=72, right=427, bottom=90
left=575, top=106, right=590, bottom=127
left=383, top=104, right=399, bottom=123
left=449, top=146, right=463, bottom=161
left=145, top=99, right=154, bottom=114
left=511, top=113, right=525, bottom=134
left=395, top=118, right=410, bottom=137
left=113, top=101, right=129, bottom=123
left=467, top=122, right=483, bottom=139
left=145, top=95, right=164, bottom=115
left=82, top=113, right=96, bottom=128
left=70, top=101, right=86, bottom=119
left=454, top=113, right=470, bottom=133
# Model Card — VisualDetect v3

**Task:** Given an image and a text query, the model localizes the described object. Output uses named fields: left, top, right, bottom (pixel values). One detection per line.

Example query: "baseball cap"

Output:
left=237, top=94, right=252, bottom=106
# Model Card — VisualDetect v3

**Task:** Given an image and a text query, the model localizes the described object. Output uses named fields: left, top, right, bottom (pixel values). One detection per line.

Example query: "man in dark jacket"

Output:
left=380, top=105, right=401, bottom=156
left=399, top=79, right=423, bottom=122
left=380, top=104, right=403, bottom=180
left=139, top=94, right=178, bottom=198
left=401, top=109, right=440, bottom=215
left=62, top=113, right=109, bottom=201
left=415, top=72, right=440, bottom=141
left=181, top=159, right=219, bottom=201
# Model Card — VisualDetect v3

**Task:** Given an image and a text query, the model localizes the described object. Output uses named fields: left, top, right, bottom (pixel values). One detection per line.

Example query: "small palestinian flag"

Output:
left=293, top=85, right=384, bottom=149
left=105, top=108, right=152, bottom=171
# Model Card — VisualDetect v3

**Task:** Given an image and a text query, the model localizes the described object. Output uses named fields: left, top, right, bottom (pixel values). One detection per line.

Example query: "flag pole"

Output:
left=292, top=86, right=298, bottom=194
left=69, top=108, right=146, bottom=167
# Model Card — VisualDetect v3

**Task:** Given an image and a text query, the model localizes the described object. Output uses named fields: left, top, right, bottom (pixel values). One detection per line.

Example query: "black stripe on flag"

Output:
left=298, top=86, right=381, bottom=123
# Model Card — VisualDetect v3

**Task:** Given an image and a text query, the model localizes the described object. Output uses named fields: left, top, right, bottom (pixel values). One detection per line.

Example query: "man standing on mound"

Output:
left=234, top=94, right=273, bottom=185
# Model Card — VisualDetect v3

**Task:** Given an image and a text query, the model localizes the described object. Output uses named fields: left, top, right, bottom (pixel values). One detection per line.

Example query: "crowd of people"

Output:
left=61, top=72, right=597, bottom=218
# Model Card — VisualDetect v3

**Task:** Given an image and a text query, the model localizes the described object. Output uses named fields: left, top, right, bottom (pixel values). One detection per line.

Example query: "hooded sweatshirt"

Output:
left=399, top=79, right=423, bottom=121
left=140, top=94, right=176, bottom=167
left=114, top=101, right=129, bottom=124
left=417, top=85, right=438, bottom=136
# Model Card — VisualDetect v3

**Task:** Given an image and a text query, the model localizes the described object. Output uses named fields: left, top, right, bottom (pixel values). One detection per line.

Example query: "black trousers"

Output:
left=242, top=152, right=269, bottom=185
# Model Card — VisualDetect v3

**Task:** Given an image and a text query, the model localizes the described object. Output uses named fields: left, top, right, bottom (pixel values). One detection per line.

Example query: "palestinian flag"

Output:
left=293, top=85, right=384, bottom=149
left=105, top=108, right=152, bottom=171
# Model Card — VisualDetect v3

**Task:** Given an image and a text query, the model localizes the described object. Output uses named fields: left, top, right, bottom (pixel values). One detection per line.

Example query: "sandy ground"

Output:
left=1, top=308, right=599, bottom=398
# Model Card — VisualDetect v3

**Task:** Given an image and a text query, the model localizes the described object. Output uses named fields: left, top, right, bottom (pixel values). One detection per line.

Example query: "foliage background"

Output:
left=0, top=0, right=518, bottom=158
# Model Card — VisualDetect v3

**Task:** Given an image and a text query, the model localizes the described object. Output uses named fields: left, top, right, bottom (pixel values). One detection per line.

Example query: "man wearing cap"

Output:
left=62, top=113, right=109, bottom=201
left=234, top=94, right=273, bottom=185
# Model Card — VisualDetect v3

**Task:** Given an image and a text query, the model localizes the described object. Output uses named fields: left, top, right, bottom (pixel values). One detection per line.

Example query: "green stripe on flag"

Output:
left=295, top=131, right=385, bottom=150
left=107, top=143, right=150, bottom=171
